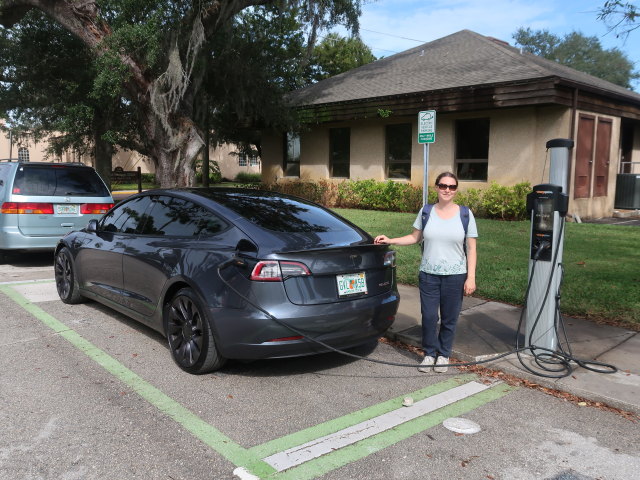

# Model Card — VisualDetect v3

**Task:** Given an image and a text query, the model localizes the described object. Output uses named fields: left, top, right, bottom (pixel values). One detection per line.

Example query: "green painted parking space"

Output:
left=1, top=282, right=516, bottom=479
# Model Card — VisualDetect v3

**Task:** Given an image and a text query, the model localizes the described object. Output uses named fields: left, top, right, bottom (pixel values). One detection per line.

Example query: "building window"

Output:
left=238, top=152, right=260, bottom=167
left=329, top=128, right=350, bottom=178
left=18, top=147, right=29, bottom=162
left=283, top=132, right=300, bottom=177
left=455, top=118, right=489, bottom=181
left=385, top=123, right=412, bottom=179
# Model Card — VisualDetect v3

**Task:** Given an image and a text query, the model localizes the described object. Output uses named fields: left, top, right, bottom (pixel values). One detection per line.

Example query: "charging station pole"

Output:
left=525, top=139, right=573, bottom=352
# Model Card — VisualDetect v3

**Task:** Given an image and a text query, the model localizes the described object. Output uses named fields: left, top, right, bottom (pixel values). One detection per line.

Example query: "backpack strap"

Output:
left=420, top=203, right=434, bottom=232
left=459, top=205, right=470, bottom=257
left=459, top=205, right=469, bottom=236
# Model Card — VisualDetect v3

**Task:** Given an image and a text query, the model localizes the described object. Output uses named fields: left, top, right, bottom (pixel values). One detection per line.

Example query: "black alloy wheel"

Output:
left=54, top=247, right=84, bottom=304
left=165, top=288, right=225, bottom=374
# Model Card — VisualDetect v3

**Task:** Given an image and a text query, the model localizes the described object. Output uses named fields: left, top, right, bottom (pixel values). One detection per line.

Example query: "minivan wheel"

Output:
left=164, top=288, right=226, bottom=374
left=54, top=247, right=84, bottom=304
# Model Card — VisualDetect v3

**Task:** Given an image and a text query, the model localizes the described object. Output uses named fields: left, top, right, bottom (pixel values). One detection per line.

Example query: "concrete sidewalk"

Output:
left=385, top=284, right=640, bottom=415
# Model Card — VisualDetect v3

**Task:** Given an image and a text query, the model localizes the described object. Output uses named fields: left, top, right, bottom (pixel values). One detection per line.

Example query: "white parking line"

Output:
left=262, top=380, right=493, bottom=472
left=11, top=281, right=59, bottom=302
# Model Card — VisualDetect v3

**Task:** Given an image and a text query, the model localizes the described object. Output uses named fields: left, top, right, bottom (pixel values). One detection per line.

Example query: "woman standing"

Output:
left=374, top=172, right=478, bottom=373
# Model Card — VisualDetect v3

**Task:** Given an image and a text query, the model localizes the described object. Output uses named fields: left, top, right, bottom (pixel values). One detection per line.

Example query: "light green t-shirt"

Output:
left=412, top=207, right=478, bottom=275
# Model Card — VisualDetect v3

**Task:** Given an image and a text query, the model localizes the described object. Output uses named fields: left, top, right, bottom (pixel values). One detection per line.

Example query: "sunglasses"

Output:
left=436, top=183, right=458, bottom=191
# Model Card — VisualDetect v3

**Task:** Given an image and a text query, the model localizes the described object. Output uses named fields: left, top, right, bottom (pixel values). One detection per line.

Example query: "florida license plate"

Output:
left=336, top=272, right=368, bottom=297
left=55, top=204, right=79, bottom=215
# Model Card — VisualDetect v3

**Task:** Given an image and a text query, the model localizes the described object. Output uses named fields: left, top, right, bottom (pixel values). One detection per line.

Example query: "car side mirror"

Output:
left=86, top=219, right=99, bottom=233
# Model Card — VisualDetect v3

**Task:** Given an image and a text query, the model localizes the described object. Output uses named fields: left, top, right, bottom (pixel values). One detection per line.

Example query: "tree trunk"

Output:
left=149, top=117, right=204, bottom=188
left=93, top=108, right=113, bottom=189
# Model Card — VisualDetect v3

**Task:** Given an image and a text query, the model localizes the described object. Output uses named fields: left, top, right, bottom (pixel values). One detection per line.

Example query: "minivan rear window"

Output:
left=12, top=165, right=110, bottom=197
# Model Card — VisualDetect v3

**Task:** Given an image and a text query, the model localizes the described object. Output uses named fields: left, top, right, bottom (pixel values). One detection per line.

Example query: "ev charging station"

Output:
left=524, top=139, right=573, bottom=353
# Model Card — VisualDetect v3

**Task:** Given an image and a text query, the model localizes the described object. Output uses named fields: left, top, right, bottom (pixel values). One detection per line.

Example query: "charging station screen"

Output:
left=534, top=198, right=554, bottom=233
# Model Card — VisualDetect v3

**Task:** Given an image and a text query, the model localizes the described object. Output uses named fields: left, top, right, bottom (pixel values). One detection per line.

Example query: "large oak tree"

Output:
left=0, top=0, right=362, bottom=186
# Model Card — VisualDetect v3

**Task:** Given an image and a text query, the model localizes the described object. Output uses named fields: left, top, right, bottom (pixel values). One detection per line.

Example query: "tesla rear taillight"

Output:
left=250, top=260, right=311, bottom=281
left=1, top=202, right=54, bottom=214
left=384, top=251, right=396, bottom=267
left=80, top=203, right=114, bottom=214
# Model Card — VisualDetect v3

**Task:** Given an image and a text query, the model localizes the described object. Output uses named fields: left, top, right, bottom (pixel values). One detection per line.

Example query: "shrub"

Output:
left=259, top=179, right=530, bottom=220
left=263, top=181, right=332, bottom=204
left=480, top=182, right=530, bottom=220
left=195, top=159, right=222, bottom=184
left=235, top=172, right=262, bottom=183
left=141, top=173, right=156, bottom=184
left=336, top=180, right=426, bottom=212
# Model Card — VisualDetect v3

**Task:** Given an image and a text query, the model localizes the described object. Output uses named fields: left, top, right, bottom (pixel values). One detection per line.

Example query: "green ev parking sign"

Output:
left=418, top=110, right=436, bottom=144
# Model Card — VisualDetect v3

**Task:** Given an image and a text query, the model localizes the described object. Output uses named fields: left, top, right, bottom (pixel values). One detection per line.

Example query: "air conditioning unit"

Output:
left=615, top=174, right=640, bottom=209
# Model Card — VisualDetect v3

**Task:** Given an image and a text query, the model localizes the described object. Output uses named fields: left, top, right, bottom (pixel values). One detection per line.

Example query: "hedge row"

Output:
left=260, top=179, right=531, bottom=221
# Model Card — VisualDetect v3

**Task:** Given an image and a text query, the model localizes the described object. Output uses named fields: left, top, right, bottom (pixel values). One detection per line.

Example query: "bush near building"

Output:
left=263, top=179, right=531, bottom=220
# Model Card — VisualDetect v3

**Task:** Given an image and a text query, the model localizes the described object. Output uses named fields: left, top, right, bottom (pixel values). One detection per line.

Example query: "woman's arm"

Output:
left=464, top=237, right=477, bottom=295
left=374, top=228, right=422, bottom=246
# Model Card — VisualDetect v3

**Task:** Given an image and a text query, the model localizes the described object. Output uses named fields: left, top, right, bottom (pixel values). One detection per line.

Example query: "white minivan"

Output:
left=0, top=160, right=114, bottom=254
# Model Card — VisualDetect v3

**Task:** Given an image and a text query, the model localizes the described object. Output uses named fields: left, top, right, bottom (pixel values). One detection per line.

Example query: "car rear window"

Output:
left=207, top=191, right=354, bottom=233
left=12, top=165, right=110, bottom=197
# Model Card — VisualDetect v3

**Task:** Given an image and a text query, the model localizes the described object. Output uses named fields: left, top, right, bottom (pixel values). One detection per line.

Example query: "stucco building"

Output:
left=260, top=30, right=640, bottom=219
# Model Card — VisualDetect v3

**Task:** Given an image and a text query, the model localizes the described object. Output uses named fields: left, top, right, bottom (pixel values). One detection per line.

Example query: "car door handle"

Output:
left=61, top=223, right=74, bottom=228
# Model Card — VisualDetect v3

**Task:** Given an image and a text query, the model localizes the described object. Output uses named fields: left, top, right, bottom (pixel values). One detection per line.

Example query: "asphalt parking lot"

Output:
left=2, top=253, right=640, bottom=479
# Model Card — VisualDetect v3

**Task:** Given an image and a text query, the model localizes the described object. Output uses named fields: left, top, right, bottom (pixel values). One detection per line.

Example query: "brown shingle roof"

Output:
left=289, top=29, right=640, bottom=106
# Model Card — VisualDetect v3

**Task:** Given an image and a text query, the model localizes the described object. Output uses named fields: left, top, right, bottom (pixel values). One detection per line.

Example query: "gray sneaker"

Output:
left=434, top=356, right=449, bottom=373
left=418, top=356, right=435, bottom=373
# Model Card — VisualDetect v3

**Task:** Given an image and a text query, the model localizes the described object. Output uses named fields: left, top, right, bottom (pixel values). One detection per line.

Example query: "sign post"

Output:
left=418, top=110, right=436, bottom=205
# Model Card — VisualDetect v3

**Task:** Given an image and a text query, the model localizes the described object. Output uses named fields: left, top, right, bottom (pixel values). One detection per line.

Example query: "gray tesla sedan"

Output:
left=54, top=188, right=399, bottom=374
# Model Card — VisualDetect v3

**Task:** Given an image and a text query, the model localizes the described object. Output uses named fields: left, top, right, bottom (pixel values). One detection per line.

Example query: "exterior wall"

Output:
left=109, top=143, right=262, bottom=180
left=262, top=105, right=571, bottom=187
left=261, top=105, right=629, bottom=218
left=0, top=125, right=62, bottom=162
left=209, top=143, right=261, bottom=181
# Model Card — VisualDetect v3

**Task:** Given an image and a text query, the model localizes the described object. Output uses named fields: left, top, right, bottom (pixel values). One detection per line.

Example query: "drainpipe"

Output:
left=565, top=87, right=579, bottom=199
left=570, top=88, right=578, bottom=142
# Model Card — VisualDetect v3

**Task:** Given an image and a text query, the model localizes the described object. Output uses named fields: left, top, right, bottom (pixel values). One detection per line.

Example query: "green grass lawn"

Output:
left=336, top=208, right=640, bottom=325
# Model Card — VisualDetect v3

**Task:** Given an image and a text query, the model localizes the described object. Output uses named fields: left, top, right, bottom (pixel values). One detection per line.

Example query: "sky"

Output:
left=334, top=0, right=640, bottom=91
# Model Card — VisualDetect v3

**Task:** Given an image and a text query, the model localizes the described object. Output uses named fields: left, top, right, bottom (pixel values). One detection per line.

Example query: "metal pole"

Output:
left=422, top=143, right=429, bottom=205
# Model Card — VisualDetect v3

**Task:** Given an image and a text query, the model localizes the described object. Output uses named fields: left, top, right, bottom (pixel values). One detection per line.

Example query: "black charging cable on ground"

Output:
left=216, top=236, right=617, bottom=377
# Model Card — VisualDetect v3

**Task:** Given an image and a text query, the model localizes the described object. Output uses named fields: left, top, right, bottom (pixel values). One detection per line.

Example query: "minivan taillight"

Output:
left=1, top=202, right=54, bottom=214
left=250, top=261, right=311, bottom=281
left=81, top=203, right=114, bottom=214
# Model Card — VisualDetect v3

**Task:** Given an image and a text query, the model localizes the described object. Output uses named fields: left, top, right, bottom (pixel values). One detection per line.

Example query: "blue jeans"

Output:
left=418, top=271, right=466, bottom=358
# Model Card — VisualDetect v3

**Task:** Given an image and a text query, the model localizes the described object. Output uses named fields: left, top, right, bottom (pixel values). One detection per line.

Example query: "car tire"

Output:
left=54, top=247, right=85, bottom=304
left=164, top=288, right=226, bottom=374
